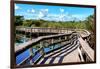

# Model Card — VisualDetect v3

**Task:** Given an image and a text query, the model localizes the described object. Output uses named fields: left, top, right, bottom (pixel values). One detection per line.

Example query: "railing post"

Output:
left=37, top=28, right=39, bottom=37
left=51, top=38, right=54, bottom=44
left=40, top=41, right=42, bottom=48
left=29, top=48, right=34, bottom=65
left=78, top=46, right=84, bottom=62
left=51, top=38, right=54, bottom=50
left=39, top=41, right=45, bottom=56
left=59, top=37, right=61, bottom=41
left=34, top=28, right=35, bottom=32
left=58, top=37, right=62, bottom=47
left=30, top=28, right=32, bottom=40
left=65, top=36, right=67, bottom=40
left=24, top=27, right=26, bottom=35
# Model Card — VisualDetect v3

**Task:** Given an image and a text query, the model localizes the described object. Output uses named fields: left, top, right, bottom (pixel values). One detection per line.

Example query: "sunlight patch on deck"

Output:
left=62, top=49, right=80, bottom=63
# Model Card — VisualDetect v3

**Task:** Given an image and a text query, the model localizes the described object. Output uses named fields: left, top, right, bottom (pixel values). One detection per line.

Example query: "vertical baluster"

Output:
left=34, top=28, right=35, bottom=33
left=78, top=46, right=84, bottom=62
left=59, top=37, right=61, bottom=41
left=30, top=28, right=32, bottom=40
left=24, top=27, right=26, bottom=43
left=37, top=28, right=39, bottom=37
left=24, top=27, right=26, bottom=36
left=29, top=48, right=34, bottom=65
left=59, top=29, right=61, bottom=33
left=65, top=36, right=67, bottom=40
left=59, top=37, right=61, bottom=47
left=40, top=41, right=45, bottom=56
left=51, top=38, right=54, bottom=50
left=67, top=28, right=68, bottom=33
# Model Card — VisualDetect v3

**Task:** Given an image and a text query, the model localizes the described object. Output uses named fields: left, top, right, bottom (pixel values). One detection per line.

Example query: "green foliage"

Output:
left=15, top=15, right=94, bottom=31
left=84, top=15, right=94, bottom=32
left=23, top=20, right=33, bottom=27
left=15, top=16, right=24, bottom=26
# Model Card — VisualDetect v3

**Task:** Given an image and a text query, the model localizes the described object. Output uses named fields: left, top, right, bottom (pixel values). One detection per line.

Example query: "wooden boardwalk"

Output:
left=15, top=27, right=95, bottom=66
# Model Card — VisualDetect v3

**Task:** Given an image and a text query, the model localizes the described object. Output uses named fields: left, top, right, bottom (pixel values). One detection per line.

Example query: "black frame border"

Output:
left=10, top=1, right=96, bottom=68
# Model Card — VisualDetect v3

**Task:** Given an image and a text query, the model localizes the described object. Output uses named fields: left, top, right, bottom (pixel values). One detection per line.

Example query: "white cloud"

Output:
left=27, top=9, right=35, bottom=13
left=72, top=14, right=87, bottom=21
left=22, top=8, right=86, bottom=21
left=41, top=9, right=48, bottom=12
left=37, top=9, right=49, bottom=19
left=26, top=8, right=49, bottom=19
left=15, top=4, right=20, bottom=10
left=60, top=8, right=64, bottom=13
left=48, top=14, right=59, bottom=18
left=47, top=13, right=71, bottom=21
left=45, top=9, right=49, bottom=12
left=38, top=11, right=44, bottom=18
left=31, top=9, right=35, bottom=13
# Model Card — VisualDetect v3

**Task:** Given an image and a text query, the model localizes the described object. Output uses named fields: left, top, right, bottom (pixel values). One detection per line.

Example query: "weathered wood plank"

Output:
left=78, top=37, right=94, bottom=61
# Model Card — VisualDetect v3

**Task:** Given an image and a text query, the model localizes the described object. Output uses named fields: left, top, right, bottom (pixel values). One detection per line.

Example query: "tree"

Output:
left=23, top=20, right=33, bottom=27
left=85, top=14, right=94, bottom=33
left=33, top=20, right=43, bottom=27
left=15, top=16, right=24, bottom=26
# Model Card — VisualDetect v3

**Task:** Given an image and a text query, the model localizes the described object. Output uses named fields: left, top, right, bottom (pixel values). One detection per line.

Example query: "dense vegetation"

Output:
left=15, top=15, right=94, bottom=31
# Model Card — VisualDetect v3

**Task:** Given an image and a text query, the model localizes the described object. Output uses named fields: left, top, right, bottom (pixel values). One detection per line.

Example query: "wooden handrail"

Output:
left=16, top=27, right=91, bottom=37
left=16, top=34, right=78, bottom=65
left=15, top=32, right=74, bottom=56
left=78, top=37, right=94, bottom=61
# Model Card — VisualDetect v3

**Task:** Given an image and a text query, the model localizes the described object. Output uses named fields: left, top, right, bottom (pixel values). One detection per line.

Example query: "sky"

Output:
left=15, top=3, right=94, bottom=21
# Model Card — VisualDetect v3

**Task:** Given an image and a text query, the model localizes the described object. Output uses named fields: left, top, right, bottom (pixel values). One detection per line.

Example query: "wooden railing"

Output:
left=78, top=37, right=94, bottom=62
left=16, top=26, right=75, bottom=34
left=16, top=27, right=91, bottom=37
left=15, top=32, right=78, bottom=66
